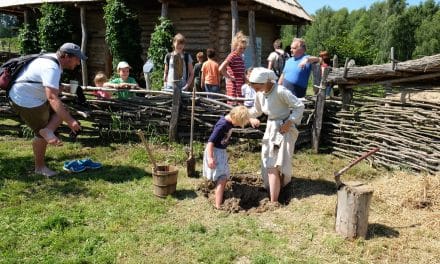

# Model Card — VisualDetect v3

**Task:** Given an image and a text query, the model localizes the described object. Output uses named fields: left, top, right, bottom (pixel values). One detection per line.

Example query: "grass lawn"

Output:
left=0, top=132, right=439, bottom=264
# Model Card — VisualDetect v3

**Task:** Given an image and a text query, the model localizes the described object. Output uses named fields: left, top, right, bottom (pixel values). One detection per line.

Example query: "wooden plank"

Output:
left=312, top=67, right=329, bottom=153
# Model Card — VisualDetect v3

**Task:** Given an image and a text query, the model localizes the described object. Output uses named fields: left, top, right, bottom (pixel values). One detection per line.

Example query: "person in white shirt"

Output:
left=9, top=43, right=86, bottom=177
left=248, top=67, right=305, bottom=203
left=241, top=67, right=255, bottom=107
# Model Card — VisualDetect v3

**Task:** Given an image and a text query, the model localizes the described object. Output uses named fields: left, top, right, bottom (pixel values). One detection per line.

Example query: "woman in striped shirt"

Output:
left=219, top=31, right=248, bottom=105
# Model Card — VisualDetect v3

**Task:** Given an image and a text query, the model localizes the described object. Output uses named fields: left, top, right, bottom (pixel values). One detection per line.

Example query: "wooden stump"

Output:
left=335, top=181, right=374, bottom=239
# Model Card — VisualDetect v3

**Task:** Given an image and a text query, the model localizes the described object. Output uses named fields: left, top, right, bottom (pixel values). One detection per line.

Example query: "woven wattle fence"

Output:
left=0, top=89, right=315, bottom=146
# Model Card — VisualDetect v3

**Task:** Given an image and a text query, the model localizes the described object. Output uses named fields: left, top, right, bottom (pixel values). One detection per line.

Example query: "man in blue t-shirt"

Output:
left=278, top=38, right=319, bottom=98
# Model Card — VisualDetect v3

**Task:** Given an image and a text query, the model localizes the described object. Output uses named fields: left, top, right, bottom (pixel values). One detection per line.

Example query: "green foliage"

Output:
left=17, top=24, right=40, bottom=55
left=147, top=17, right=175, bottom=71
left=38, top=3, right=72, bottom=52
left=0, top=14, right=19, bottom=38
left=149, top=69, right=164, bottom=91
left=103, top=0, right=143, bottom=80
left=413, top=10, right=440, bottom=57
left=303, top=0, right=440, bottom=65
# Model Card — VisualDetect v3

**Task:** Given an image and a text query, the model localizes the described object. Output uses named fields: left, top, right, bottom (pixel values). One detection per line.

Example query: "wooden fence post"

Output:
left=312, top=67, right=329, bottom=153
left=169, top=83, right=181, bottom=142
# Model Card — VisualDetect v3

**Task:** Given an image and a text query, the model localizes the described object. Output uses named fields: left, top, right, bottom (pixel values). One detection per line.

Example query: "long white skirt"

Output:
left=203, top=146, right=229, bottom=182
left=261, top=120, right=299, bottom=189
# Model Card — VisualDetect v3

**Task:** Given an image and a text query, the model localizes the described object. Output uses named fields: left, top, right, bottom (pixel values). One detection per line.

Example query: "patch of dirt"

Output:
left=197, top=173, right=337, bottom=213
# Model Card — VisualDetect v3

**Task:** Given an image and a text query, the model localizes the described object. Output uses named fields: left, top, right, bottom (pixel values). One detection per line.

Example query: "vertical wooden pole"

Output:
left=341, top=85, right=353, bottom=111
left=161, top=1, right=169, bottom=18
left=248, top=9, right=256, bottom=67
left=80, top=6, right=88, bottom=86
left=169, top=83, right=181, bottom=142
left=312, top=67, right=329, bottom=153
left=231, top=0, right=239, bottom=40
left=23, top=9, right=29, bottom=25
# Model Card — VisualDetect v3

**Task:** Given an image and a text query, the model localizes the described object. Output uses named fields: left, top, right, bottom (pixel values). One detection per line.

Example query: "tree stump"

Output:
left=335, top=181, right=374, bottom=239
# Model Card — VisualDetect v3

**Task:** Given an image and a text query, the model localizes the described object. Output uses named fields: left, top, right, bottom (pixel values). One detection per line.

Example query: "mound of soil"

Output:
left=197, top=173, right=312, bottom=213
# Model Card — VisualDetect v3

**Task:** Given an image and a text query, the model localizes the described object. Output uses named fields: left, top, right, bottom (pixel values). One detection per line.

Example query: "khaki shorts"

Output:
left=11, top=101, right=53, bottom=136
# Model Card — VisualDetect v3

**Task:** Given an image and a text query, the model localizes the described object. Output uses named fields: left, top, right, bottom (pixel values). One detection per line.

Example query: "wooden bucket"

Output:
left=152, top=165, right=178, bottom=197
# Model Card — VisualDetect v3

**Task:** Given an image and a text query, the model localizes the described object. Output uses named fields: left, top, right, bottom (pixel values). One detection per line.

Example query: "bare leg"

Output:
left=215, top=179, right=227, bottom=209
left=39, top=114, right=63, bottom=146
left=33, top=137, right=57, bottom=177
left=268, top=168, right=281, bottom=202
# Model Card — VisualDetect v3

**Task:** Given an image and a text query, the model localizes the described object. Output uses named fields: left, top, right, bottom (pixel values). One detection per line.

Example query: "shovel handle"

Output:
left=137, top=130, right=158, bottom=171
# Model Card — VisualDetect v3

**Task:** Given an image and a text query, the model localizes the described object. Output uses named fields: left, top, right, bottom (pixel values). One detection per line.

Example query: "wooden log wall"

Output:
left=322, top=94, right=440, bottom=174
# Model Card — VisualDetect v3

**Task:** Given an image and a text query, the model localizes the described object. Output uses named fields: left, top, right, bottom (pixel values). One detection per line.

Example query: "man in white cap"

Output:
left=8, top=42, right=86, bottom=177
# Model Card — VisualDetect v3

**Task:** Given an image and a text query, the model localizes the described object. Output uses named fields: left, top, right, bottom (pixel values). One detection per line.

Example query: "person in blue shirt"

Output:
left=203, top=106, right=250, bottom=209
left=278, top=38, right=319, bottom=98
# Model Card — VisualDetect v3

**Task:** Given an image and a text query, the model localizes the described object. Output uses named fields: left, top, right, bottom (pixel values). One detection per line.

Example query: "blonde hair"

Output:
left=173, top=33, right=185, bottom=46
left=231, top=31, right=248, bottom=51
left=229, top=105, right=250, bottom=128
left=94, top=71, right=108, bottom=83
left=196, top=51, right=204, bottom=60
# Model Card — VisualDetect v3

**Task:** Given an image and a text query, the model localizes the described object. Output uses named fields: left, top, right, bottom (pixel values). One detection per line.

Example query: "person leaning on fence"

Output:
left=278, top=38, right=320, bottom=98
left=219, top=31, right=248, bottom=104
left=203, top=105, right=250, bottom=209
left=248, top=67, right=305, bottom=203
left=163, top=33, right=194, bottom=92
left=93, top=71, right=111, bottom=99
left=201, top=48, right=221, bottom=97
left=8, top=42, right=85, bottom=177
left=104, top=61, right=138, bottom=99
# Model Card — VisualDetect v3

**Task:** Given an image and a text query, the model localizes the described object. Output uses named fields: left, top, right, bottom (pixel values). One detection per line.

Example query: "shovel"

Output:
left=137, top=130, right=158, bottom=172
left=186, top=86, right=196, bottom=177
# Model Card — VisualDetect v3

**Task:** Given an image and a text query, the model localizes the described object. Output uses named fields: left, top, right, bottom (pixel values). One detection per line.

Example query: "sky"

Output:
left=298, top=0, right=438, bottom=15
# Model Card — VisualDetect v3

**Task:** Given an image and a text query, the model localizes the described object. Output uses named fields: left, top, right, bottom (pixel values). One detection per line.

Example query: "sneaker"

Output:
left=63, top=160, right=86, bottom=173
left=77, top=158, right=102, bottom=169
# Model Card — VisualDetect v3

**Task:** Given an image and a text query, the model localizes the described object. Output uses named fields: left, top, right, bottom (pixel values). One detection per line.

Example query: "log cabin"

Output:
left=0, top=0, right=312, bottom=85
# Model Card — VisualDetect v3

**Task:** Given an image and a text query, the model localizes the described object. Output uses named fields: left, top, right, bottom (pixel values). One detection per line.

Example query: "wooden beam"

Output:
left=80, top=6, right=88, bottom=86
left=231, top=0, right=239, bottom=40
left=160, top=0, right=168, bottom=18
left=248, top=9, right=256, bottom=67
left=312, top=67, right=329, bottom=153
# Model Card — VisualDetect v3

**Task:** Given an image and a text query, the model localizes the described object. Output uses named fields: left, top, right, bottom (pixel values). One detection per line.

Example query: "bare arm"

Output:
left=219, top=59, right=234, bottom=81
left=267, top=60, right=274, bottom=70
left=163, top=63, right=169, bottom=87
left=45, top=87, right=80, bottom=132
left=278, top=73, right=285, bottom=85
left=184, top=62, right=194, bottom=90
left=206, top=142, right=216, bottom=169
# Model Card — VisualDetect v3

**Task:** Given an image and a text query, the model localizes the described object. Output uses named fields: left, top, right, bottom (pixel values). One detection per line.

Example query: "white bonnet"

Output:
left=249, top=67, right=277, bottom=83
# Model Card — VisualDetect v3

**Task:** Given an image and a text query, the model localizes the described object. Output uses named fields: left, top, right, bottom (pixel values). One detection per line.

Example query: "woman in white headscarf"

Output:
left=248, top=67, right=305, bottom=203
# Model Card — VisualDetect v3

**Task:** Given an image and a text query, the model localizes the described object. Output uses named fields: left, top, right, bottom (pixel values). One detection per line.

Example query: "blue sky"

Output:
left=298, top=0, right=437, bottom=15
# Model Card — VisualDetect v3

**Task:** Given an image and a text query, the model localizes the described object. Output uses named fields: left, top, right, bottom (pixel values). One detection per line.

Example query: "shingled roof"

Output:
left=0, top=0, right=312, bottom=22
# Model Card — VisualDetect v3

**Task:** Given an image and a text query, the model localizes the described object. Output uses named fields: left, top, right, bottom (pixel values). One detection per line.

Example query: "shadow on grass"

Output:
left=279, top=177, right=337, bottom=204
left=172, top=189, right=198, bottom=200
left=367, top=223, right=400, bottom=239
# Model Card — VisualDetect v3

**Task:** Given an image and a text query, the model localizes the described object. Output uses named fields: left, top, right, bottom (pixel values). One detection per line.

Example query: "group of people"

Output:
left=9, top=32, right=327, bottom=209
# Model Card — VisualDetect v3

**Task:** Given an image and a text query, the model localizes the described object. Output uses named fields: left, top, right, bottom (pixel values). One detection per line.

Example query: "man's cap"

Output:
left=59, top=43, right=88, bottom=60
left=117, top=61, right=131, bottom=70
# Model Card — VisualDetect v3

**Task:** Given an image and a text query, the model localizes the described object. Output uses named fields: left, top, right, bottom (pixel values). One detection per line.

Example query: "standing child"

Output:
left=201, top=48, right=221, bottom=97
left=163, top=33, right=194, bottom=91
left=203, top=106, right=250, bottom=209
left=241, top=67, right=255, bottom=107
left=93, top=71, right=111, bottom=99
left=104, top=61, right=138, bottom=99
left=193, top=51, right=204, bottom=92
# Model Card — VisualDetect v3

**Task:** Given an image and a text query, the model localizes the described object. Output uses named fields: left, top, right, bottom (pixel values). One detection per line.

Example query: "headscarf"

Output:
left=249, top=67, right=277, bottom=83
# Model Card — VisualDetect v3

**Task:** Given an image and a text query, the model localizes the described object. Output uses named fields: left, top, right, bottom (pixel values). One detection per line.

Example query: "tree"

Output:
left=413, top=10, right=440, bottom=57
left=38, top=3, right=72, bottom=52
left=18, top=24, right=40, bottom=55
left=103, top=0, right=143, bottom=79
left=0, top=14, right=19, bottom=38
